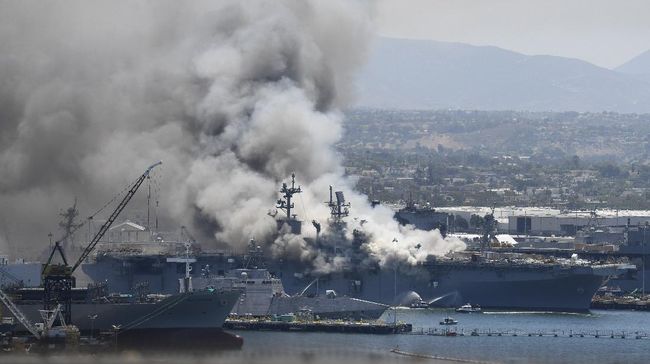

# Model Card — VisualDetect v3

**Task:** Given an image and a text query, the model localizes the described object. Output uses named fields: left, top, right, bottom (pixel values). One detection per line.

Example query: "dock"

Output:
left=405, top=327, right=649, bottom=340
left=224, top=318, right=412, bottom=334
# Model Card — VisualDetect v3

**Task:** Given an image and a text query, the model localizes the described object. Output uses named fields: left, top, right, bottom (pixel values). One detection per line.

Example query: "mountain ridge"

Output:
left=616, top=49, right=650, bottom=81
left=355, top=38, right=650, bottom=113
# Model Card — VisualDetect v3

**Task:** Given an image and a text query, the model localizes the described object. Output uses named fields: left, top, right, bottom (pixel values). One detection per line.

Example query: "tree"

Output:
left=596, top=163, right=622, bottom=178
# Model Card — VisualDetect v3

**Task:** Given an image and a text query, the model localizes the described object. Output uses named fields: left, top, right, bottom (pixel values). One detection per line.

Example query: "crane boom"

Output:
left=70, top=161, right=162, bottom=272
left=0, top=287, right=41, bottom=339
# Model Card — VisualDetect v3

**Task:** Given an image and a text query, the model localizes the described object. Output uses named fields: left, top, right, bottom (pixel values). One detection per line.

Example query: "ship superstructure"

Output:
left=193, top=241, right=388, bottom=319
left=394, top=194, right=451, bottom=235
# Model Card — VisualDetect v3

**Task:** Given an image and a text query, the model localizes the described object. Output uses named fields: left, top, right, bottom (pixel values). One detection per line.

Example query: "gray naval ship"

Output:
left=260, top=177, right=631, bottom=312
left=1, top=256, right=240, bottom=335
left=194, top=267, right=388, bottom=319
left=74, top=236, right=388, bottom=320
left=394, top=194, right=451, bottom=235
left=9, top=287, right=240, bottom=334
left=272, top=252, right=624, bottom=311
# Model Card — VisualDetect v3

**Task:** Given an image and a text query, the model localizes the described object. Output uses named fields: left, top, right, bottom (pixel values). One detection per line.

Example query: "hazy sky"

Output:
left=375, top=0, right=650, bottom=69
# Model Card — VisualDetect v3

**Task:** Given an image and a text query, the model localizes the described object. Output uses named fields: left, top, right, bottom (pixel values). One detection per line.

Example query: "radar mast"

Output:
left=275, top=173, right=303, bottom=234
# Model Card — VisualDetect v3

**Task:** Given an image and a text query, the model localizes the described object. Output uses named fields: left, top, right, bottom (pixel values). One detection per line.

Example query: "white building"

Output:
left=106, top=220, right=148, bottom=243
left=438, top=206, right=650, bottom=236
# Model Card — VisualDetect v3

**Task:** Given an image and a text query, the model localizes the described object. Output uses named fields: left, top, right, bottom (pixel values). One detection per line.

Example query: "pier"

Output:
left=405, top=327, right=649, bottom=340
left=224, top=318, right=412, bottom=334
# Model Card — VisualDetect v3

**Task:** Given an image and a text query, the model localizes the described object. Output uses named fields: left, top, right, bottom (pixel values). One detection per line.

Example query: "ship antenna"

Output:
left=326, top=186, right=350, bottom=223
left=481, top=206, right=497, bottom=255
left=276, top=173, right=302, bottom=220
left=146, top=174, right=151, bottom=232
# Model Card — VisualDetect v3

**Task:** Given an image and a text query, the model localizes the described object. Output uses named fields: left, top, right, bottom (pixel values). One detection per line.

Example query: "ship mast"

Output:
left=276, top=173, right=302, bottom=220
left=481, top=207, right=497, bottom=255
left=327, top=186, right=350, bottom=223
left=326, top=186, right=351, bottom=255
left=275, top=173, right=303, bottom=235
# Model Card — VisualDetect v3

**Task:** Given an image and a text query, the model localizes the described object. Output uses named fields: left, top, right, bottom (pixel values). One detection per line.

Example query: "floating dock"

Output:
left=406, top=327, right=648, bottom=340
left=224, top=318, right=412, bottom=334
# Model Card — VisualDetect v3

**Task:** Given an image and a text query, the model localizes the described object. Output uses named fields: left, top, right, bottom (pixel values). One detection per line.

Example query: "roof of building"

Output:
left=108, top=220, right=146, bottom=232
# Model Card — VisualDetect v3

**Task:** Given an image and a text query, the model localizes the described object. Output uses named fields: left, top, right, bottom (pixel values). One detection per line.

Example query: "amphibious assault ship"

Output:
left=261, top=176, right=632, bottom=312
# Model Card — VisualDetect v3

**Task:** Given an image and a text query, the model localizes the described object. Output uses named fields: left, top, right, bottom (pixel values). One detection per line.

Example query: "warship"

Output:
left=394, top=194, right=451, bottom=235
left=0, top=227, right=241, bottom=338
left=192, top=243, right=389, bottom=320
left=270, top=251, right=626, bottom=311
left=497, top=221, right=649, bottom=294
left=7, top=286, right=240, bottom=335
left=260, top=177, right=634, bottom=312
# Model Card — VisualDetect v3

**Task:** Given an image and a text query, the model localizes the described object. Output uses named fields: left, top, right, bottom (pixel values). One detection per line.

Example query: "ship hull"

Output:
left=272, top=263, right=606, bottom=312
left=267, top=296, right=388, bottom=320
left=75, top=256, right=607, bottom=312
left=9, top=289, right=240, bottom=333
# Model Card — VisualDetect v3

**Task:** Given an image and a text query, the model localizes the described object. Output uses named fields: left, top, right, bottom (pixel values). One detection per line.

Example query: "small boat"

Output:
left=455, top=303, right=482, bottom=313
left=439, top=317, right=458, bottom=325
left=410, top=300, right=429, bottom=309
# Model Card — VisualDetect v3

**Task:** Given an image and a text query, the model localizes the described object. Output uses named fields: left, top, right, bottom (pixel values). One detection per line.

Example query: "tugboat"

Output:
left=409, top=300, right=430, bottom=309
left=455, top=303, right=481, bottom=313
left=439, top=317, right=458, bottom=325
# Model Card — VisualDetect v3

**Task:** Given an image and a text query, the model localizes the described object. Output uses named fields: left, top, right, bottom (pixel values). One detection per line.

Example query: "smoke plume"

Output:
left=0, top=1, right=464, bottom=266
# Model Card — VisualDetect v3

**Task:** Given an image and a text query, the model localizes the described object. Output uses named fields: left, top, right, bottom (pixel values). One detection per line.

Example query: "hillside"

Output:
left=355, top=38, right=650, bottom=113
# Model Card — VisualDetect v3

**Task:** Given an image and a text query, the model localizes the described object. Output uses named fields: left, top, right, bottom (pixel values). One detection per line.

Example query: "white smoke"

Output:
left=270, top=174, right=466, bottom=272
left=0, top=0, right=464, bottom=266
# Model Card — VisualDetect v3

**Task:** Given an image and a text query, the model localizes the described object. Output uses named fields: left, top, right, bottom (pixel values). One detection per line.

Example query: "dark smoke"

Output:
left=0, top=1, right=464, bottom=266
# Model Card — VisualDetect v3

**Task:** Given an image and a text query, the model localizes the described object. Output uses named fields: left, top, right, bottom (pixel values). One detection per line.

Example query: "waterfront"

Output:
left=2, top=308, right=649, bottom=363
left=231, top=308, right=650, bottom=364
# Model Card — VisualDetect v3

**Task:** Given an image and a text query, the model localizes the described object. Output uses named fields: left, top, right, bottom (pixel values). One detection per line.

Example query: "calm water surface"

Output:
left=232, top=308, right=650, bottom=364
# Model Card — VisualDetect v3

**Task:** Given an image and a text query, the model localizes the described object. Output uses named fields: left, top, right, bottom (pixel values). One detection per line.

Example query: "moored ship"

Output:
left=266, top=252, right=626, bottom=312
left=262, top=176, right=633, bottom=312
left=193, top=263, right=389, bottom=320
left=11, top=288, right=239, bottom=334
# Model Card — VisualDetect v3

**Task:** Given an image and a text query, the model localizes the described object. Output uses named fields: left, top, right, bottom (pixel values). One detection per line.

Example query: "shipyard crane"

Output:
left=41, top=161, right=162, bottom=324
left=0, top=287, right=42, bottom=339
left=0, top=286, right=67, bottom=340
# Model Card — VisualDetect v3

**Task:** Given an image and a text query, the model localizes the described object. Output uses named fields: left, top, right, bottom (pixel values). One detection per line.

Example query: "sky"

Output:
left=375, top=0, right=650, bottom=69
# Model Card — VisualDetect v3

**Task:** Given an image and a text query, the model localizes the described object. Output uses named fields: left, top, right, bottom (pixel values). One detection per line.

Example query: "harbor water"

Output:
left=231, top=308, right=650, bottom=364
left=3, top=308, right=649, bottom=363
